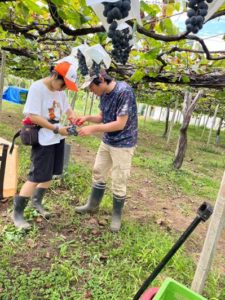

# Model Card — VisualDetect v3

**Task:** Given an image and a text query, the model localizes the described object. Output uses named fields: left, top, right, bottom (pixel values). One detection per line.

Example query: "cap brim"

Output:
left=81, top=79, right=93, bottom=89
left=64, top=78, right=78, bottom=91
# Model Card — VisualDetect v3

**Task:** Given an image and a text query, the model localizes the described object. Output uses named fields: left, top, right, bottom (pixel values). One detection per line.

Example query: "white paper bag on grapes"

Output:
left=86, top=0, right=142, bottom=30
left=71, top=44, right=92, bottom=68
left=204, top=0, right=225, bottom=21
left=85, top=44, right=112, bottom=69
left=56, top=55, right=79, bottom=71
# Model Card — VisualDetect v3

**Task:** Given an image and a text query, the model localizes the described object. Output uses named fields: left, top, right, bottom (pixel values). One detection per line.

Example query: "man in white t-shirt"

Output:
left=12, top=62, right=78, bottom=229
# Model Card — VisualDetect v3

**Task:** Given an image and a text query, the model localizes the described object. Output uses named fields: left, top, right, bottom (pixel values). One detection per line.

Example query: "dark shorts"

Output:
left=28, top=139, right=65, bottom=183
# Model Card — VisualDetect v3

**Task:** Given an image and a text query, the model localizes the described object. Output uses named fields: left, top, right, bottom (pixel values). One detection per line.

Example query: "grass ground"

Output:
left=0, top=98, right=225, bottom=300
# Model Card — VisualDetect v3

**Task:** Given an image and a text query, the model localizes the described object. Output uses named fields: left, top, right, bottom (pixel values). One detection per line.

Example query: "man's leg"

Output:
left=75, top=142, right=112, bottom=213
left=110, top=146, right=135, bottom=232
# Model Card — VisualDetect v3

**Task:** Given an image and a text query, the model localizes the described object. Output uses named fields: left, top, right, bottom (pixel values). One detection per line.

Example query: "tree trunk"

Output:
left=173, top=90, right=203, bottom=169
left=163, top=106, right=170, bottom=138
left=216, top=117, right=223, bottom=145
left=173, top=126, right=189, bottom=169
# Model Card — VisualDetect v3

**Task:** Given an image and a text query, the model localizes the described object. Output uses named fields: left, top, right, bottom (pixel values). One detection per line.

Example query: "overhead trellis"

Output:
left=0, top=0, right=225, bottom=87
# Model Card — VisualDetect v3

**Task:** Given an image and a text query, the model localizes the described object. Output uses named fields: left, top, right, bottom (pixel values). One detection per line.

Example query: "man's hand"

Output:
left=78, top=125, right=96, bottom=136
left=74, top=116, right=88, bottom=126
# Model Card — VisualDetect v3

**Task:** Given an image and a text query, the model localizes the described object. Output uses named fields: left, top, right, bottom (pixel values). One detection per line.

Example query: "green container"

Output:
left=154, top=278, right=207, bottom=300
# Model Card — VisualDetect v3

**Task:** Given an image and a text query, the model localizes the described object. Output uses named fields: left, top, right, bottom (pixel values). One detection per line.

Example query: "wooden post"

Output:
left=158, top=107, right=163, bottom=121
left=163, top=106, right=170, bottom=138
left=0, top=51, right=6, bottom=112
left=207, top=104, right=219, bottom=147
left=191, top=171, right=225, bottom=294
left=197, top=113, right=202, bottom=127
left=144, top=105, right=149, bottom=126
left=70, top=92, right=78, bottom=111
left=201, top=114, right=210, bottom=139
left=83, top=91, right=89, bottom=115
left=89, top=92, right=95, bottom=115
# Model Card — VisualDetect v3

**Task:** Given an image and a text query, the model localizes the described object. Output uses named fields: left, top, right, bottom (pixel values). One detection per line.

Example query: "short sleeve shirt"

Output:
left=23, top=79, right=70, bottom=146
left=99, top=81, right=138, bottom=147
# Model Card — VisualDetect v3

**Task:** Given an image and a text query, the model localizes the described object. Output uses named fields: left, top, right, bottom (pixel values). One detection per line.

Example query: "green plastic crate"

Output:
left=153, top=278, right=207, bottom=300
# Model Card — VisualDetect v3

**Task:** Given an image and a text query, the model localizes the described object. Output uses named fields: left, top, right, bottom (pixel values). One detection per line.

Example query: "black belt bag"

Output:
left=20, top=124, right=40, bottom=146
left=10, top=125, right=41, bottom=154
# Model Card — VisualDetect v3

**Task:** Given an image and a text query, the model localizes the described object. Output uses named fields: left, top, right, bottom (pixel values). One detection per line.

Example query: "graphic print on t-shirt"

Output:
left=48, top=100, right=61, bottom=121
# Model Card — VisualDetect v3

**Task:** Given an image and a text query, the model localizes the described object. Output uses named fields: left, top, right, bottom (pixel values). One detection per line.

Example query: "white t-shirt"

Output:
left=23, top=79, right=70, bottom=146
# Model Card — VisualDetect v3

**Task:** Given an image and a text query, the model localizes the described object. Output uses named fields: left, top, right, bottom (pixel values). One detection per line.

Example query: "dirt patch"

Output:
left=70, top=141, right=225, bottom=274
left=0, top=111, right=22, bottom=131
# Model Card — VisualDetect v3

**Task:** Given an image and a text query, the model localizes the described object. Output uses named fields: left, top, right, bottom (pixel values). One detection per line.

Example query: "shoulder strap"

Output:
left=9, top=130, right=21, bottom=154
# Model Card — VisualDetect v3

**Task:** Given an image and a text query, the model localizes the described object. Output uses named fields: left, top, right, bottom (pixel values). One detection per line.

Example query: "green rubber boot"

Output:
left=75, top=183, right=106, bottom=214
left=32, top=187, right=50, bottom=218
left=12, top=195, right=31, bottom=229
left=110, top=195, right=125, bottom=232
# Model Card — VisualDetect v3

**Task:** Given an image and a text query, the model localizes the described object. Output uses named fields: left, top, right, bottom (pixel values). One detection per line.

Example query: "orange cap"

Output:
left=54, top=62, right=78, bottom=92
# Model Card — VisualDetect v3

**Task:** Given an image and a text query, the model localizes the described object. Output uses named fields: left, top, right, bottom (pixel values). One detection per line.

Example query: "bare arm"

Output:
left=65, top=107, right=76, bottom=120
left=28, top=113, right=69, bottom=136
left=77, top=112, right=103, bottom=124
left=78, top=115, right=128, bottom=136
left=28, top=114, right=56, bottom=131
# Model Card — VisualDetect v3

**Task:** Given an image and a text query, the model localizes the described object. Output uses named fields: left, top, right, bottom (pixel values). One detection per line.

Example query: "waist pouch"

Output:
left=10, top=125, right=41, bottom=154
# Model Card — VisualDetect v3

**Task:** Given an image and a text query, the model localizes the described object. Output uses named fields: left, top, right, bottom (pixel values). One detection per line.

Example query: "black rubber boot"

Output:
left=32, top=187, right=50, bottom=218
left=110, top=195, right=125, bottom=232
left=12, top=195, right=30, bottom=229
left=75, top=183, right=106, bottom=214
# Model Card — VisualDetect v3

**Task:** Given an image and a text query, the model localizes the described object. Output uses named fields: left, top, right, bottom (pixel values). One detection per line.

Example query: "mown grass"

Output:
left=0, top=101, right=225, bottom=299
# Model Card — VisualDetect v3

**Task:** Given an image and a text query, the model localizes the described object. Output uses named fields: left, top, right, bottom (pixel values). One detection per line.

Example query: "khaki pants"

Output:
left=92, top=142, right=135, bottom=197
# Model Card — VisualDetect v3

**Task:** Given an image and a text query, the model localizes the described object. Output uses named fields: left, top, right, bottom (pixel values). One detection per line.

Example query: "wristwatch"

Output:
left=53, top=126, right=59, bottom=134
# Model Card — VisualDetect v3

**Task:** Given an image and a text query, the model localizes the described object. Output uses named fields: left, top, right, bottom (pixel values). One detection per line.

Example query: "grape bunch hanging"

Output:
left=185, top=0, right=213, bottom=34
left=91, top=61, right=101, bottom=76
left=111, top=27, right=132, bottom=64
left=103, top=0, right=133, bottom=65
left=77, top=49, right=89, bottom=76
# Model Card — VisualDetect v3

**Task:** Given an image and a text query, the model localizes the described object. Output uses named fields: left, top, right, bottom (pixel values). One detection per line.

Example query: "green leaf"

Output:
left=142, top=48, right=160, bottom=60
left=182, top=75, right=190, bottom=83
left=130, top=70, right=145, bottom=83
left=140, top=1, right=160, bottom=17
left=159, top=19, right=178, bottom=35
left=23, top=0, right=46, bottom=14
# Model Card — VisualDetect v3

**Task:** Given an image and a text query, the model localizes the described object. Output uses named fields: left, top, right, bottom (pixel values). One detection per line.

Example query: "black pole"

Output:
left=133, top=202, right=213, bottom=300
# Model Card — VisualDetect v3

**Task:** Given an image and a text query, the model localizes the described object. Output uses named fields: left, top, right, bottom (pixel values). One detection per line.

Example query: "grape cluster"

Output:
left=91, top=61, right=101, bottom=76
left=185, top=0, right=213, bottom=34
left=103, top=0, right=132, bottom=65
left=77, top=49, right=88, bottom=76
left=111, top=27, right=132, bottom=64
left=103, top=0, right=131, bottom=23
left=67, top=125, right=78, bottom=136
